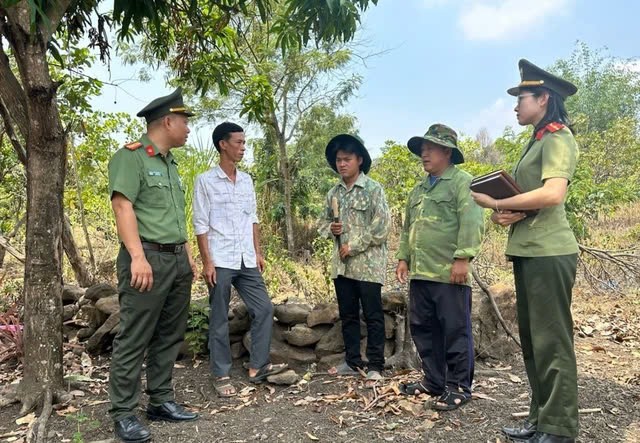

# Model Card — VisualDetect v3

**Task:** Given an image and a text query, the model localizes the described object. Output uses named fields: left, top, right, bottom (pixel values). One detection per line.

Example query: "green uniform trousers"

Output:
left=512, top=254, right=578, bottom=438
left=109, top=246, right=192, bottom=421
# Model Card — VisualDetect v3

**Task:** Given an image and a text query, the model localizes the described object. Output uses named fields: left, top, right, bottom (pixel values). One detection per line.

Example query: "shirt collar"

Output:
left=140, top=134, right=176, bottom=163
left=214, top=164, right=243, bottom=182
left=421, top=165, right=455, bottom=188
left=339, top=172, right=367, bottom=189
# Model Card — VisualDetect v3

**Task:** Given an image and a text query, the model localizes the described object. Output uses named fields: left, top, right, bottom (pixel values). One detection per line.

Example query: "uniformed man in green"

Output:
left=472, top=60, right=580, bottom=443
left=396, top=124, right=484, bottom=411
left=108, top=87, right=199, bottom=443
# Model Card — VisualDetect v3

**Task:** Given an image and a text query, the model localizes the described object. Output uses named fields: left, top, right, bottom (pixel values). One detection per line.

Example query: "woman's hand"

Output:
left=470, top=191, right=496, bottom=209
left=491, top=210, right=527, bottom=227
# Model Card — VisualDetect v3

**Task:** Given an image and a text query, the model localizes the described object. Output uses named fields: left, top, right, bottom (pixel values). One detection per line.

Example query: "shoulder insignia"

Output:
left=145, top=145, right=155, bottom=157
left=535, top=122, right=565, bottom=140
left=546, top=122, right=565, bottom=132
left=124, top=141, right=142, bottom=150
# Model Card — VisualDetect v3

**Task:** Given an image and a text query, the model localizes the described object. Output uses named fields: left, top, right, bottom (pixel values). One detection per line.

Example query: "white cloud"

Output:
left=462, top=97, right=521, bottom=139
left=458, top=0, right=570, bottom=41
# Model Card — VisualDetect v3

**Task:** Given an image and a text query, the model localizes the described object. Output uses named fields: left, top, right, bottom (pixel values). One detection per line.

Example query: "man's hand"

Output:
left=396, top=260, right=409, bottom=284
left=339, top=244, right=351, bottom=260
left=131, top=256, right=153, bottom=292
left=203, top=260, right=217, bottom=287
left=330, top=222, right=343, bottom=236
left=257, top=254, right=266, bottom=273
left=450, top=258, right=469, bottom=285
left=490, top=210, right=527, bottom=227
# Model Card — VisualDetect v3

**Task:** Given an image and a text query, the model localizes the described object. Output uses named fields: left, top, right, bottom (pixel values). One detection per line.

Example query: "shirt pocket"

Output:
left=422, top=192, right=455, bottom=222
left=349, top=199, right=369, bottom=227
left=144, top=174, right=171, bottom=208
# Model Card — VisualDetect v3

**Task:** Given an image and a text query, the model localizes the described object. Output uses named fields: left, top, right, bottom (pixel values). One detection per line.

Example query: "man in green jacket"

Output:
left=108, top=88, right=199, bottom=443
left=396, top=124, right=484, bottom=411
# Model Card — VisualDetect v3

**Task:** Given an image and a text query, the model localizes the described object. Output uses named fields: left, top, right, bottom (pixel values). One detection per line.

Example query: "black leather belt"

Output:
left=141, top=241, right=186, bottom=254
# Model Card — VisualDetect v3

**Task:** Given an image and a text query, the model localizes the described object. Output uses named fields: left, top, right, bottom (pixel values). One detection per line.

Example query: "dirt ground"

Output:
left=1, top=290, right=639, bottom=443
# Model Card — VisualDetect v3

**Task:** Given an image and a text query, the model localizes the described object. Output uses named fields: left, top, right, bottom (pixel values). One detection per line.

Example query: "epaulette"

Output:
left=124, top=141, right=143, bottom=150
left=535, top=122, right=565, bottom=140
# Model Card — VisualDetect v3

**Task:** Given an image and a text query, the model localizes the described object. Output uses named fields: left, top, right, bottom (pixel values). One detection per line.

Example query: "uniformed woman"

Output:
left=471, top=59, right=580, bottom=443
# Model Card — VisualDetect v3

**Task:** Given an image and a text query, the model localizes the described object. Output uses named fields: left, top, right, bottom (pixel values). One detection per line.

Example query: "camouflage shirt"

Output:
left=319, top=173, right=391, bottom=285
left=396, top=166, right=484, bottom=286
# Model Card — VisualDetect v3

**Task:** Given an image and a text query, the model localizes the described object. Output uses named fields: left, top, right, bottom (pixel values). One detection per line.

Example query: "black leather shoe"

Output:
left=146, top=401, right=199, bottom=422
left=114, top=416, right=151, bottom=443
left=527, top=432, right=575, bottom=443
left=502, top=420, right=537, bottom=440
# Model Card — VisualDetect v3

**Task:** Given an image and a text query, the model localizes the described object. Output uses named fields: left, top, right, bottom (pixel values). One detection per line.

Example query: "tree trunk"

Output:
left=3, top=8, right=68, bottom=410
left=62, top=215, right=95, bottom=287
left=385, top=311, right=421, bottom=370
left=277, top=137, right=295, bottom=255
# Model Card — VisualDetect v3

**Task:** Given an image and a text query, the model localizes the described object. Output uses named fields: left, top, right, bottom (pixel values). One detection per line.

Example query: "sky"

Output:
left=87, top=0, right=640, bottom=158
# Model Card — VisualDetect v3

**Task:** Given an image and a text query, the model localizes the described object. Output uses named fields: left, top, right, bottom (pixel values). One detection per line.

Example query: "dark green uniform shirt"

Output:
left=397, top=166, right=484, bottom=287
left=108, top=134, right=188, bottom=244
left=506, top=126, right=579, bottom=257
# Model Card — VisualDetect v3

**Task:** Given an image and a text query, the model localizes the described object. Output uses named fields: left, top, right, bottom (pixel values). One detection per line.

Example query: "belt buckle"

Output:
left=174, top=244, right=185, bottom=254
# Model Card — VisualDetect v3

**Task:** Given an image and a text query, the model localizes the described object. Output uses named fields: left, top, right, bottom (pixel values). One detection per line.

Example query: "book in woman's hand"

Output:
left=470, top=170, right=538, bottom=216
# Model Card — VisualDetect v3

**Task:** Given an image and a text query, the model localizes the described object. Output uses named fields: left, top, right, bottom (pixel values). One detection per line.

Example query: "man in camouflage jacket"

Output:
left=396, top=124, right=484, bottom=410
left=319, top=134, right=391, bottom=379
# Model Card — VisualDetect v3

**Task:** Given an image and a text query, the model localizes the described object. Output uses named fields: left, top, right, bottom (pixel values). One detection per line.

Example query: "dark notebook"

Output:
left=470, top=170, right=538, bottom=216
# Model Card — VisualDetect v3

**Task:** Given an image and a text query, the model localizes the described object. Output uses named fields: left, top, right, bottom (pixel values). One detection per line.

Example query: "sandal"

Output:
left=399, top=381, right=439, bottom=396
left=327, top=361, right=359, bottom=376
left=364, top=370, right=383, bottom=388
left=248, top=363, right=288, bottom=384
left=432, top=388, right=471, bottom=411
left=213, top=377, right=237, bottom=398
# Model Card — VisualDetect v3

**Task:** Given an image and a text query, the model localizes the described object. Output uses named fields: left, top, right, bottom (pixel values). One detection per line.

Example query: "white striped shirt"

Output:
left=193, top=166, right=258, bottom=269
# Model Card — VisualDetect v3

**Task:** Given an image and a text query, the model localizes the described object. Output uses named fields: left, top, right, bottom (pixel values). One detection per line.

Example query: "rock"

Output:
left=77, top=327, right=96, bottom=341
left=315, top=322, right=344, bottom=357
left=74, top=305, right=107, bottom=329
left=62, top=285, right=84, bottom=305
left=229, top=315, right=251, bottom=335
left=233, top=302, right=248, bottom=319
left=283, top=324, right=329, bottom=347
left=382, top=291, right=406, bottom=312
left=267, top=369, right=299, bottom=385
left=86, top=312, right=120, bottom=354
left=110, top=323, right=120, bottom=335
left=231, top=341, right=247, bottom=359
left=78, top=295, right=91, bottom=307
left=306, top=304, right=339, bottom=327
left=242, top=323, right=286, bottom=355
left=384, top=313, right=395, bottom=339
left=229, top=334, right=244, bottom=343
left=318, top=353, right=344, bottom=370
left=270, top=342, right=317, bottom=365
left=95, top=295, right=119, bottom=315
left=471, top=283, right=519, bottom=360
left=63, top=304, right=79, bottom=322
left=84, top=283, right=117, bottom=302
left=274, top=304, right=311, bottom=325
left=244, top=331, right=316, bottom=365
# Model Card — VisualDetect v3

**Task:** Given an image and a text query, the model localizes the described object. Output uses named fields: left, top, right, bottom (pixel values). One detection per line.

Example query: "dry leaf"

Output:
left=55, top=405, right=78, bottom=416
left=508, top=374, right=522, bottom=384
left=15, top=413, right=36, bottom=426
left=305, top=432, right=319, bottom=441
left=473, top=392, right=498, bottom=402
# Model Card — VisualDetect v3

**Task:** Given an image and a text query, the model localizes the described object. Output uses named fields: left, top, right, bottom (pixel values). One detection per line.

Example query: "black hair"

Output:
left=212, top=122, right=244, bottom=152
left=334, top=140, right=364, bottom=170
left=523, top=87, right=575, bottom=134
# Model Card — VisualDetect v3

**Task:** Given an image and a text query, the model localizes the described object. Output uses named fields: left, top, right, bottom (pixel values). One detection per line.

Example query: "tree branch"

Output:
left=0, top=96, right=27, bottom=165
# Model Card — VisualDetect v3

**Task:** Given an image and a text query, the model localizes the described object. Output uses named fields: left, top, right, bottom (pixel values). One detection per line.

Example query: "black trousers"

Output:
left=409, top=280, right=474, bottom=395
left=334, top=276, right=385, bottom=372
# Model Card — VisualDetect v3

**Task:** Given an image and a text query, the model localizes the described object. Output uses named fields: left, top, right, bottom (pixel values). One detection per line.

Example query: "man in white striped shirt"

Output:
left=193, top=122, right=286, bottom=397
